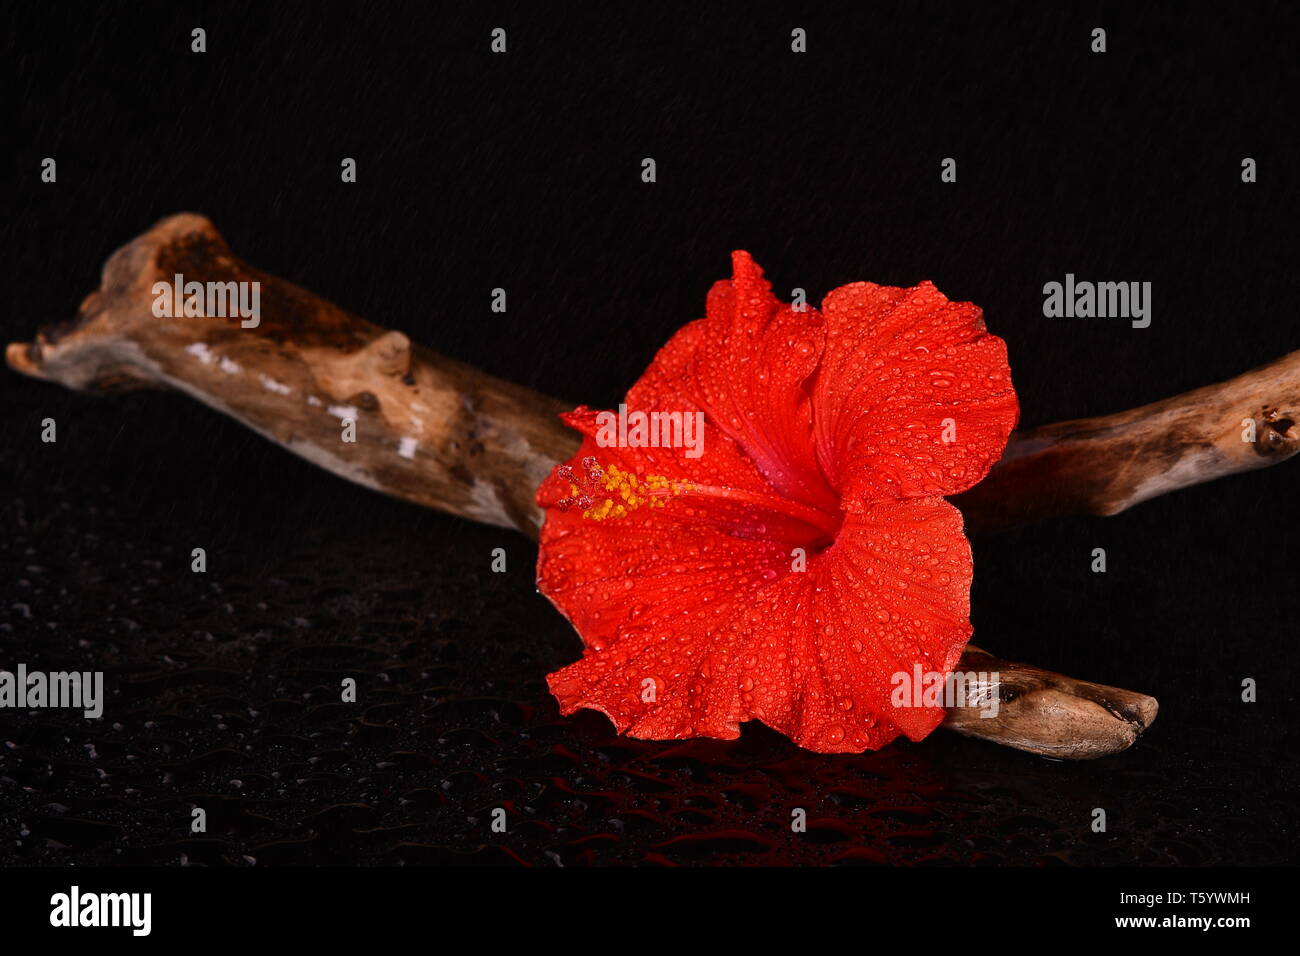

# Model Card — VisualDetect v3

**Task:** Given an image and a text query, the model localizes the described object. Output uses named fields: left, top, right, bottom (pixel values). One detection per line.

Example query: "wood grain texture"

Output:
left=8, top=213, right=577, bottom=536
left=957, top=352, right=1300, bottom=532
left=945, top=646, right=1160, bottom=759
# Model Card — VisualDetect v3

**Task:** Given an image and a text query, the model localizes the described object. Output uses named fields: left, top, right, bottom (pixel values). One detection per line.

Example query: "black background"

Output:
left=2, top=1, right=1298, bottom=868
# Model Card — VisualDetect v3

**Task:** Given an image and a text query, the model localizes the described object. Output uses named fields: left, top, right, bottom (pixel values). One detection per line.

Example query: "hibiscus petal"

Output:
left=533, top=463, right=795, bottom=642
left=542, top=496, right=973, bottom=753
left=686, top=252, right=837, bottom=513
left=813, top=280, right=1019, bottom=508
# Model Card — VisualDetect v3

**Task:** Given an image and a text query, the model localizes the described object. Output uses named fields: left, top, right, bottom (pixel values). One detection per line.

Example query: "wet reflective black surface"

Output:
left=4, top=2, right=1297, bottom=868
left=3, top=391, right=1296, bottom=866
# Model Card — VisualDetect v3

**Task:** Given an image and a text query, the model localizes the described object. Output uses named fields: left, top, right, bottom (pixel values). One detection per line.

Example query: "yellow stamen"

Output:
left=573, top=460, right=839, bottom=537
left=580, top=463, right=691, bottom=521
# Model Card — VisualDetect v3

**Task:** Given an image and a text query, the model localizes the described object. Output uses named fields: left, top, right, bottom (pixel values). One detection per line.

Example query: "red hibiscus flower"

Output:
left=535, top=252, right=1018, bottom=753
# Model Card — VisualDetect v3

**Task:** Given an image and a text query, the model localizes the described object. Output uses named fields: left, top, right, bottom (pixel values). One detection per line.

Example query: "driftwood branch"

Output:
left=17, top=215, right=1289, bottom=759
left=956, top=354, right=1300, bottom=532
left=947, top=646, right=1159, bottom=759
left=8, top=215, right=574, bottom=536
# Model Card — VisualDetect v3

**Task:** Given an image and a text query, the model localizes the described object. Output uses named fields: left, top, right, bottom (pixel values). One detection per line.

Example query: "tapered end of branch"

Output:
left=946, top=645, right=1159, bottom=759
left=6, top=340, right=42, bottom=378
left=6, top=212, right=234, bottom=392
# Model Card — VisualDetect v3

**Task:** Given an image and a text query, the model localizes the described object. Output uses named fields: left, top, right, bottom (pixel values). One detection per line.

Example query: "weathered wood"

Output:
left=7, top=213, right=576, bottom=536
left=956, top=353, right=1300, bottom=531
left=945, top=646, right=1160, bottom=759
left=9, top=212, right=1224, bottom=759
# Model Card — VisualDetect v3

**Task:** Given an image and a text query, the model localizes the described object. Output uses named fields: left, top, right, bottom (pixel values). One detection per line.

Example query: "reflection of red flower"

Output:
left=536, top=253, right=1018, bottom=753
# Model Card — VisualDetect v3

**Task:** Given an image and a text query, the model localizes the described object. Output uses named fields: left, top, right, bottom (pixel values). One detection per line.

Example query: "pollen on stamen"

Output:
left=551, top=458, right=691, bottom=521
left=577, top=462, right=691, bottom=522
